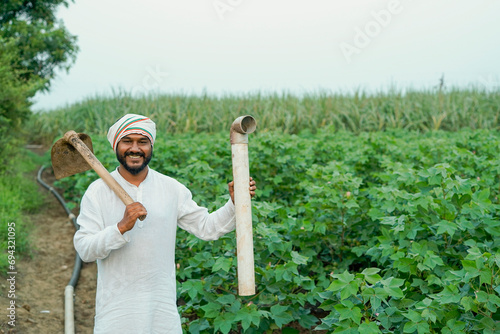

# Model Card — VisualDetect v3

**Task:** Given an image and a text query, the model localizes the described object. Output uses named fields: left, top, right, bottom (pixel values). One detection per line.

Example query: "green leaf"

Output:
left=479, top=315, right=495, bottom=330
left=187, top=319, right=210, bottom=334
left=383, top=286, right=404, bottom=299
left=328, top=271, right=359, bottom=299
left=475, top=290, right=488, bottom=303
left=362, top=268, right=382, bottom=284
left=227, top=299, right=242, bottom=314
left=403, top=317, right=430, bottom=334
left=436, top=220, right=457, bottom=236
left=417, top=322, right=430, bottom=334
left=332, top=271, right=355, bottom=283
left=446, top=319, right=466, bottom=331
left=394, top=257, right=417, bottom=274
left=361, top=268, right=381, bottom=276
left=374, top=287, right=389, bottom=299
left=381, top=277, right=405, bottom=299
left=404, top=310, right=422, bottom=323
left=461, top=259, right=480, bottom=277
left=426, top=274, right=443, bottom=286
left=335, top=304, right=362, bottom=325
left=298, top=313, right=320, bottom=329
left=201, top=302, right=221, bottom=318
left=182, top=280, right=204, bottom=299
left=480, top=268, right=493, bottom=286
left=458, top=194, right=472, bottom=207
left=489, top=293, right=500, bottom=307
left=433, top=285, right=461, bottom=304
left=214, top=313, right=234, bottom=334
left=343, top=282, right=360, bottom=300
left=270, top=304, right=294, bottom=328
left=381, top=277, right=405, bottom=288
left=291, top=250, right=309, bottom=265
left=327, top=280, right=346, bottom=292
left=465, top=246, right=483, bottom=260
left=421, top=308, right=436, bottom=323
left=423, top=251, right=444, bottom=269
left=358, top=321, right=381, bottom=334
left=216, top=294, right=236, bottom=305
left=477, top=188, right=491, bottom=203
left=235, top=305, right=261, bottom=330
left=332, top=323, right=359, bottom=334
left=403, top=320, right=418, bottom=333
left=460, top=296, right=474, bottom=311
left=212, top=256, right=232, bottom=273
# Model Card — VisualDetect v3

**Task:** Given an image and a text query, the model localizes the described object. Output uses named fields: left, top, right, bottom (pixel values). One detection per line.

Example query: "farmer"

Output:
left=73, top=113, right=256, bottom=333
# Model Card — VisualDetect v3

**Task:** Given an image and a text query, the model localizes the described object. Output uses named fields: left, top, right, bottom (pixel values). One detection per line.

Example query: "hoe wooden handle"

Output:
left=64, top=131, right=146, bottom=221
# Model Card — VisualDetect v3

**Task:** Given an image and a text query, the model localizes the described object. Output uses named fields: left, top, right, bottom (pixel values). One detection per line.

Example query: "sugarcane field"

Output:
left=1, top=1, right=500, bottom=333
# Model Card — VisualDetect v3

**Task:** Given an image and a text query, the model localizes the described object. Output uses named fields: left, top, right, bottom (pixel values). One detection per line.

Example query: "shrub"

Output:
left=54, top=129, right=500, bottom=332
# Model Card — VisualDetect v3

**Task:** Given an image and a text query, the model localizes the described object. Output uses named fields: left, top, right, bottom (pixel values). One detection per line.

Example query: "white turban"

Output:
left=107, top=114, right=156, bottom=151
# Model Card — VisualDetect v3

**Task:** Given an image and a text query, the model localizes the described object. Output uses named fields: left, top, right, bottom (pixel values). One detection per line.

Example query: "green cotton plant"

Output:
left=317, top=268, right=406, bottom=333
left=300, top=161, right=368, bottom=271
left=47, top=128, right=500, bottom=333
left=177, top=197, right=324, bottom=333
left=327, top=163, right=500, bottom=333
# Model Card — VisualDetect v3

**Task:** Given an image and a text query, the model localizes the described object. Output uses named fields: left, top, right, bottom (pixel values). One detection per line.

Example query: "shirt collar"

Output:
left=114, top=166, right=151, bottom=188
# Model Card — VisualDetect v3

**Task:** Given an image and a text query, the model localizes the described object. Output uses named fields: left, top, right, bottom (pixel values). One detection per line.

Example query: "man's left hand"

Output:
left=228, top=177, right=257, bottom=204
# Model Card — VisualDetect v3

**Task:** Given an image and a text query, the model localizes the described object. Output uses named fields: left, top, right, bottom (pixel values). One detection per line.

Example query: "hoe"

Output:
left=51, top=130, right=144, bottom=218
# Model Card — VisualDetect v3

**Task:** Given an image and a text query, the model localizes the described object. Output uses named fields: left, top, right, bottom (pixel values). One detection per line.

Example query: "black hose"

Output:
left=37, top=166, right=82, bottom=288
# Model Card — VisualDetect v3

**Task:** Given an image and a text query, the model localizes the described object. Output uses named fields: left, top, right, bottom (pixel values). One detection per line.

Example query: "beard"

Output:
left=116, top=149, right=152, bottom=175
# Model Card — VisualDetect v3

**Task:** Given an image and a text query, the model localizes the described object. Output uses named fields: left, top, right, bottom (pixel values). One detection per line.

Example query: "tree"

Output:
left=0, top=38, right=44, bottom=131
left=0, top=0, right=78, bottom=130
left=0, top=0, right=78, bottom=90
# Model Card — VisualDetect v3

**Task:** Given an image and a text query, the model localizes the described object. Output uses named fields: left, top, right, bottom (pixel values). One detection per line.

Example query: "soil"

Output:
left=0, top=167, right=97, bottom=333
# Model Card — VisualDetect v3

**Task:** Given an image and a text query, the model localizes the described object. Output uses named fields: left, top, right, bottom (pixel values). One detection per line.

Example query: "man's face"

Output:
left=116, top=134, right=152, bottom=175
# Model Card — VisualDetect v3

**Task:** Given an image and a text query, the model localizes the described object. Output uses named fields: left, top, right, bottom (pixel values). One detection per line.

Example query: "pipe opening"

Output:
left=240, top=116, right=256, bottom=134
left=230, top=115, right=257, bottom=144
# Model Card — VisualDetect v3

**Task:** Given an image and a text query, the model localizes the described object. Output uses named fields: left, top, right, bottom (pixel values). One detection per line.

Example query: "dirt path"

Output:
left=0, top=168, right=97, bottom=333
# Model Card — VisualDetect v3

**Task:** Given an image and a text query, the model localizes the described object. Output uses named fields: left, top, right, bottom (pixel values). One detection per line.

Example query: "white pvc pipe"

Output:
left=64, top=285, right=75, bottom=334
left=230, top=115, right=257, bottom=296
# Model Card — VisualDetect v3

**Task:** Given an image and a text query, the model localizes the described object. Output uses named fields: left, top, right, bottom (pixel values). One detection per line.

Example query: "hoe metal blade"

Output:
left=51, top=133, right=94, bottom=179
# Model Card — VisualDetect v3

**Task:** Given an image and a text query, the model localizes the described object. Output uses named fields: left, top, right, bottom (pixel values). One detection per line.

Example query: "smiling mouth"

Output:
left=117, top=150, right=151, bottom=176
left=125, top=153, right=144, bottom=162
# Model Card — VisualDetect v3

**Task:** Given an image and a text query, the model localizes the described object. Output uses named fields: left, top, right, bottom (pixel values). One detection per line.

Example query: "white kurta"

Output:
left=74, top=168, right=236, bottom=333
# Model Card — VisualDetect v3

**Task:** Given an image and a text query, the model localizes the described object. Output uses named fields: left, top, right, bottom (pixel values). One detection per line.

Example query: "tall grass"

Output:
left=0, top=135, right=46, bottom=272
left=28, top=87, right=500, bottom=145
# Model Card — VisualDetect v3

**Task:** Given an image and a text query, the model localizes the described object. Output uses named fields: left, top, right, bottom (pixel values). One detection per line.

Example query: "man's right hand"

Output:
left=117, top=202, right=148, bottom=234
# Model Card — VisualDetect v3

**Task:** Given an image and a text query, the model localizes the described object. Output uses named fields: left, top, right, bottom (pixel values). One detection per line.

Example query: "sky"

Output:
left=32, top=0, right=500, bottom=111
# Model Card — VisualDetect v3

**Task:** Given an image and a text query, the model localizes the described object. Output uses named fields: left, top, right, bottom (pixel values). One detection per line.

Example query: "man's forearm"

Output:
left=74, top=224, right=129, bottom=262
